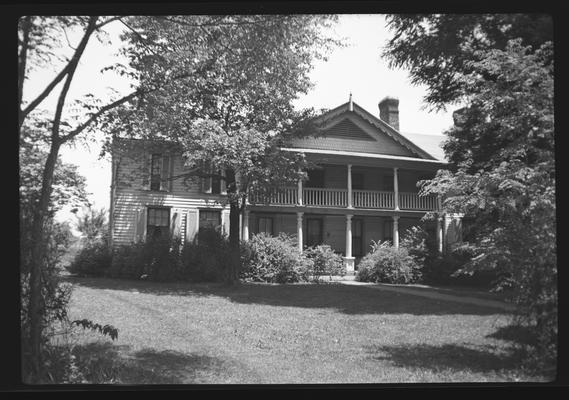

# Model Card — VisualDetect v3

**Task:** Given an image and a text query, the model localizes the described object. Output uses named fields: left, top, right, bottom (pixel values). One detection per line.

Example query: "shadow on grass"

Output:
left=367, top=343, right=528, bottom=376
left=64, top=276, right=510, bottom=316
left=71, top=341, right=241, bottom=384
left=486, top=324, right=537, bottom=347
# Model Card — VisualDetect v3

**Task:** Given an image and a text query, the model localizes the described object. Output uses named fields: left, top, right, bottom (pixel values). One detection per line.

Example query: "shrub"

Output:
left=304, top=245, right=345, bottom=283
left=67, top=237, right=112, bottom=277
left=356, top=241, right=421, bottom=284
left=181, top=228, right=231, bottom=283
left=106, top=237, right=183, bottom=281
left=240, top=233, right=309, bottom=283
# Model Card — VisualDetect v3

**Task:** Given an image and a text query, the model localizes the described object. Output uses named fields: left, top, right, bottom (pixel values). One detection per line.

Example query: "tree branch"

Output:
left=52, top=16, right=99, bottom=143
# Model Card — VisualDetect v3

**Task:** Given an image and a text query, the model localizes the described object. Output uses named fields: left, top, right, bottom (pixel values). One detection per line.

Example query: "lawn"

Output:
left=61, top=276, right=551, bottom=384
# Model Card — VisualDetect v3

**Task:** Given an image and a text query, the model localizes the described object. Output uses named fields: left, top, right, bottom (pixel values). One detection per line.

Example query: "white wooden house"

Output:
left=109, top=97, right=463, bottom=272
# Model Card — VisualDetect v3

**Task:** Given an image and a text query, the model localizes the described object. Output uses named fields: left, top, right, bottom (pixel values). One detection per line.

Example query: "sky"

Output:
left=23, top=14, right=456, bottom=223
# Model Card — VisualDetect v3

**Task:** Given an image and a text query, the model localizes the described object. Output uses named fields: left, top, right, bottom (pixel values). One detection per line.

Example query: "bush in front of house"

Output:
left=240, top=233, right=309, bottom=283
left=106, top=237, right=184, bottom=281
left=181, top=228, right=231, bottom=282
left=356, top=240, right=421, bottom=284
left=67, top=237, right=112, bottom=277
left=303, top=244, right=345, bottom=283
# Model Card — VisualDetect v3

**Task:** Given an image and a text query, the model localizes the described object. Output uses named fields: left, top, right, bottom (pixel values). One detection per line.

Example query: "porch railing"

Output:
left=353, top=190, right=394, bottom=209
left=399, top=192, right=438, bottom=211
left=249, top=187, right=437, bottom=211
left=303, top=188, right=348, bottom=207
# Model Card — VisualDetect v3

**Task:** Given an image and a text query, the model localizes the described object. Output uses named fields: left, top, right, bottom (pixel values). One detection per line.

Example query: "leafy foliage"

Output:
left=356, top=241, right=421, bottom=284
left=74, top=207, right=109, bottom=242
left=386, top=15, right=556, bottom=369
left=72, top=319, right=119, bottom=341
left=240, top=233, right=309, bottom=283
left=180, top=228, right=232, bottom=283
left=304, top=244, right=345, bottom=283
left=383, top=14, right=553, bottom=109
left=67, top=236, right=112, bottom=277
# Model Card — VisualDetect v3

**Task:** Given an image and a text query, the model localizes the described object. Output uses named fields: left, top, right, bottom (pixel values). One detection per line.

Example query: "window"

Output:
left=306, top=218, right=323, bottom=247
left=352, top=218, right=363, bottom=256
left=382, top=174, right=394, bottom=192
left=352, top=172, right=364, bottom=190
left=199, top=210, right=221, bottom=230
left=306, top=169, right=325, bottom=188
left=257, top=217, right=273, bottom=236
left=150, top=154, right=162, bottom=191
left=383, top=218, right=393, bottom=243
left=147, top=207, right=170, bottom=241
left=211, top=170, right=222, bottom=194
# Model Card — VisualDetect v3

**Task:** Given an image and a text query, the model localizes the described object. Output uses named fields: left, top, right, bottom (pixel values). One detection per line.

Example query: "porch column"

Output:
left=393, top=167, right=400, bottom=210
left=436, top=214, right=444, bottom=253
left=392, top=215, right=400, bottom=248
left=297, top=211, right=304, bottom=253
left=242, top=209, right=250, bottom=242
left=347, top=164, right=353, bottom=209
left=297, top=178, right=303, bottom=206
left=343, top=214, right=355, bottom=272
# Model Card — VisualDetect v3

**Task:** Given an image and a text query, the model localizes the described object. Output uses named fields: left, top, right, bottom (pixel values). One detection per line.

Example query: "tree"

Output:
left=103, top=15, right=340, bottom=283
left=384, top=14, right=555, bottom=371
left=74, top=207, right=108, bottom=243
left=383, top=14, right=553, bottom=109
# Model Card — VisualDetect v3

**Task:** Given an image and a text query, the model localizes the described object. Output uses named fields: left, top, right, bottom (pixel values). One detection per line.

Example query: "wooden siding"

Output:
left=111, top=188, right=228, bottom=247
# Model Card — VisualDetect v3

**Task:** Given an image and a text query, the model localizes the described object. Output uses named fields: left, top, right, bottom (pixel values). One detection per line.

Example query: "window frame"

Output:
left=306, top=217, right=323, bottom=247
left=150, top=153, right=163, bottom=191
left=199, top=209, right=222, bottom=230
left=146, top=206, right=170, bottom=241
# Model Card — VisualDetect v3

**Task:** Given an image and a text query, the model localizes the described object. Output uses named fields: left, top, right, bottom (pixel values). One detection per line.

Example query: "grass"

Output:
left=60, top=276, right=552, bottom=384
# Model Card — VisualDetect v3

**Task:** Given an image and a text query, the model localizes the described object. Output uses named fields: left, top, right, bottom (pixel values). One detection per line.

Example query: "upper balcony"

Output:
left=248, top=187, right=437, bottom=211
left=248, top=164, right=439, bottom=212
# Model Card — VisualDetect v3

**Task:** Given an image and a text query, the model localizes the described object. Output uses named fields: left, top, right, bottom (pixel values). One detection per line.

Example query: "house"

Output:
left=109, top=96, right=463, bottom=272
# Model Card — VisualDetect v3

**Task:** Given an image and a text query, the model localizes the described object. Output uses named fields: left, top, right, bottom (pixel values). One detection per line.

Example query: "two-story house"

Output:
left=109, top=96, right=463, bottom=272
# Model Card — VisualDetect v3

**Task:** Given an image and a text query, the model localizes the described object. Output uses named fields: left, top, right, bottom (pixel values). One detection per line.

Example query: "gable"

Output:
left=324, top=118, right=375, bottom=141
left=290, top=113, right=417, bottom=158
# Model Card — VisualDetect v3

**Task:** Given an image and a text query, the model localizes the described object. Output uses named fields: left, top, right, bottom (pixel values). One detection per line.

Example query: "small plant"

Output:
left=356, top=240, right=420, bottom=284
left=181, top=228, right=231, bottom=283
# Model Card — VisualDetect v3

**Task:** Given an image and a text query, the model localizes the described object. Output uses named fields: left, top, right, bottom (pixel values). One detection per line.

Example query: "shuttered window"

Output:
left=147, top=207, right=170, bottom=241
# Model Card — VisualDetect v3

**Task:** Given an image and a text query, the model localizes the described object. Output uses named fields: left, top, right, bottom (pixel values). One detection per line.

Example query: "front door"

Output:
left=306, top=218, right=323, bottom=247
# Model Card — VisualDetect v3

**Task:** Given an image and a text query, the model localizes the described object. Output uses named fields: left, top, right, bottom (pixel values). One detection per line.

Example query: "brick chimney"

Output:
left=378, top=96, right=400, bottom=131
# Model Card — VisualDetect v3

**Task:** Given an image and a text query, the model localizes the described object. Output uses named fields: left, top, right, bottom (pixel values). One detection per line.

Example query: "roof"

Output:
left=288, top=101, right=444, bottom=162
left=401, top=133, right=446, bottom=161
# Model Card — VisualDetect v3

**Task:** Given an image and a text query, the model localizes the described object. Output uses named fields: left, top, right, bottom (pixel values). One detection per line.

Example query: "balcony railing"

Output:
left=249, top=187, right=438, bottom=211
left=304, top=188, right=348, bottom=207
left=353, top=190, right=394, bottom=209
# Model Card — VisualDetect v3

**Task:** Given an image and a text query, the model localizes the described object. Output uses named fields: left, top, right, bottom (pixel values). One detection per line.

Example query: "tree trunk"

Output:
left=27, top=140, right=60, bottom=380
left=224, top=169, right=241, bottom=285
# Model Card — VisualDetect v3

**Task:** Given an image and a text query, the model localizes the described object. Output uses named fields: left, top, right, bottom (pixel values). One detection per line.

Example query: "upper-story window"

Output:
left=150, top=154, right=163, bottom=191
left=148, top=153, right=171, bottom=191
left=201, top=161, right=223, bottom=195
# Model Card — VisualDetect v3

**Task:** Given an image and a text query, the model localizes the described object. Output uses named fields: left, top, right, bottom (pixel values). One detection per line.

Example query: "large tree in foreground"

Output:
left=104, top=15, right=339, bottom=282
left=384, top=14, right=555, bottom=371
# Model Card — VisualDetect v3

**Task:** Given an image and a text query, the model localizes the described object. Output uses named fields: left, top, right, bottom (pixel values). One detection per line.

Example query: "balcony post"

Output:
left=392, top=215, right=400, bottom=248
left=297, top=211, right=304, bottom=253
left=393, top=167, right=400, bottom=210
left=297, top=178, right=303, bottom=206
left=347, top=164, right=353, bottom=209
left=343, top=214, right=355, bottom=272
